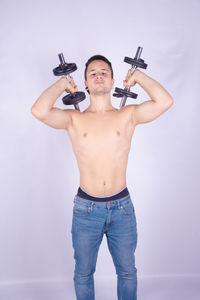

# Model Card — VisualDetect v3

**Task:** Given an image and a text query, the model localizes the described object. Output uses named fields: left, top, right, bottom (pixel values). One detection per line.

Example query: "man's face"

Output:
left=85, top=60, right=114, bottom=95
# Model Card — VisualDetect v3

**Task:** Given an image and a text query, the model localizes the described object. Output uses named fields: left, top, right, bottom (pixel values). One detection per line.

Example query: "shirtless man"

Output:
left=31, top=55, right=173, bottom=300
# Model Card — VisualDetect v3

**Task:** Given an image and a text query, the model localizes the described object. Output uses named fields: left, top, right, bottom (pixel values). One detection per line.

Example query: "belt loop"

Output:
left=118, top=200, right=123, bottom=210
left=89, top=202, right=94, bottom=211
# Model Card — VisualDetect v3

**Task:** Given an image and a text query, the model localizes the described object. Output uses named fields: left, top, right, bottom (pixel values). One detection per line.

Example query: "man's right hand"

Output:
left=60, top=76, right=78, bottom=93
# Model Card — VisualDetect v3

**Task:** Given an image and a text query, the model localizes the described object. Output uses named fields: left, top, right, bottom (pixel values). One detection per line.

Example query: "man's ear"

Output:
left=84, top=80, right=90, bottom=94
left=111, top=78, right=115, bottom=87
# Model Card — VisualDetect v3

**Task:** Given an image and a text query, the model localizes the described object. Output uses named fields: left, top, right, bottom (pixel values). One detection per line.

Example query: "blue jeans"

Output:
left=71, top=194, right=138, bottom=300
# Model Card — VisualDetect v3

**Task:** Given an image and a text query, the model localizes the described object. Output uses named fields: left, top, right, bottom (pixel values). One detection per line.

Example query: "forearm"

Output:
left=31, top=77, right=68, bottom=116
left=135, top=69, right=173, bottom=106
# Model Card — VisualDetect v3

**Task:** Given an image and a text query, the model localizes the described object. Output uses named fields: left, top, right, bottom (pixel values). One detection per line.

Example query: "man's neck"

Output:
left=87, top=93, right=115, bottom=113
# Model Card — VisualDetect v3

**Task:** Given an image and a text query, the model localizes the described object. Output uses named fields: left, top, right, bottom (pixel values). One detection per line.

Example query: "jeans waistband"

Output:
left=74, top=194, right=132, bottom=209
left=77, top=186, right=129, bottom=202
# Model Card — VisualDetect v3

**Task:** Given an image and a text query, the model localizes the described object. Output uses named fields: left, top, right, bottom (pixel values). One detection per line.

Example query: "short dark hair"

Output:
left=84, top=55, right=114, bottom=80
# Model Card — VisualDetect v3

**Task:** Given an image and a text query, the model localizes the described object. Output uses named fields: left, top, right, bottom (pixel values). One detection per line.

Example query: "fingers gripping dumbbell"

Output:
left=113, top=46, right=148, bottom=108
left=53, top=53, right=86, bottom=111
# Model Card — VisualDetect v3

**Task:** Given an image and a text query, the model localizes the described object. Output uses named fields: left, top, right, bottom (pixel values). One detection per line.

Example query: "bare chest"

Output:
left=76, top=124, right=126, bottom=151
left=68, top=111, right=135, bottom=157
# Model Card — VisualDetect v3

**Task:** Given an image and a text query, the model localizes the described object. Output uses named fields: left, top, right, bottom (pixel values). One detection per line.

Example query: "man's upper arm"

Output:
left=130, top=99, right=173, bottom=125
left=32, top=107, right=72, bottom=130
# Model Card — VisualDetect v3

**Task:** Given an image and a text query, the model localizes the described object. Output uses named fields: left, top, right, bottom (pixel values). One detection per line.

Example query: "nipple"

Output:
left=83, top=132, right=87, bottom=138
left=117, top=131, right=120, bottom=136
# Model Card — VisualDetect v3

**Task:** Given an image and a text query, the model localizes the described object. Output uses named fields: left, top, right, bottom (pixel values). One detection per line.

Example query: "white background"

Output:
left=0, top=0, right=200, bottom=299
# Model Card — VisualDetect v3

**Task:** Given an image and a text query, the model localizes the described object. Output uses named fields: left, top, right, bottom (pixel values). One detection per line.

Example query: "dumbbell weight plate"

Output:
left=62, top=92, right=86, bottom=105
left=53, top=63, right=77, bottom=76
left=114, top=87, right=138, bottom=99
left=113, top=92, right=124, bottom=98
left=124, top=57, right=148, bottom=69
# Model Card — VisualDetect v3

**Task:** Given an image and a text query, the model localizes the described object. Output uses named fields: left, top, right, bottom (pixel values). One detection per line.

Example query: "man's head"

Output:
left=84, top=55, right=114, bottom=80
left=84, top=55, right=114, bottom=95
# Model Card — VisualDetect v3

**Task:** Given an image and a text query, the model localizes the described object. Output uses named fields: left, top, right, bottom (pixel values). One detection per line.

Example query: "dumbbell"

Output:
left=113, top=46, right=148, bottom=107
left=53, top=53, right=86, bottom=111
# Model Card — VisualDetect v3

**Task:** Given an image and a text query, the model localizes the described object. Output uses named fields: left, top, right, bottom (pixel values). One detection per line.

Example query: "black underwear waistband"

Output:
left=77, top=186, right=129, bottom=202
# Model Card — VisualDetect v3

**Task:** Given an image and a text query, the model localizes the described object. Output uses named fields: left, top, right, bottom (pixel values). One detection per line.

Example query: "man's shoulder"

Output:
left=66, top=105, right=136, bottom=114
left=122, top=104, right=137, bottom=111
left=119, top=104, right=137, bottom=117
left=118, top=104, right=138, bottom=126
left=67, top=105, right=137, bottom=122
left=63, top=108, right=82, bottom=118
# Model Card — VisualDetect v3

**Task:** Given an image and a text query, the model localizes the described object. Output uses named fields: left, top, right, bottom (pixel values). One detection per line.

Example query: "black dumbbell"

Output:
left=53, top=53, right=86, bottom=111
left=113, top=46, right=148, bottom=107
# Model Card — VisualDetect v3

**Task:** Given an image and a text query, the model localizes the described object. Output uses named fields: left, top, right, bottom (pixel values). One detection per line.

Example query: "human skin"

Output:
left=31, top=60, right=173, bottom=196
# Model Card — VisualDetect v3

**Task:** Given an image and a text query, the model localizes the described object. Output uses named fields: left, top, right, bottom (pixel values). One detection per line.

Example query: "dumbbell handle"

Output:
left=120, top=47, right=143, bottom=107
left=58, top=53, right=71, bottom=82
left=58, top=54, right=80, bottom=111
left=74, top=104, right=80, bottom=111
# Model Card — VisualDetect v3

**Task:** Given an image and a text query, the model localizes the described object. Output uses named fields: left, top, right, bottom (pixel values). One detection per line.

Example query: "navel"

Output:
left=116, top=131, right=120, bottom=136
left=83, top=132, right=87, bottom=138
left=103, top=181, right=106, bottom=186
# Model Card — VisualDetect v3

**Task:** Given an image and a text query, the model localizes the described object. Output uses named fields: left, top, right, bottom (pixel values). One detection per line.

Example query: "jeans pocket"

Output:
left=73, top=202, right=90, bottom=218
left=121, top=201, right=135, bottom=216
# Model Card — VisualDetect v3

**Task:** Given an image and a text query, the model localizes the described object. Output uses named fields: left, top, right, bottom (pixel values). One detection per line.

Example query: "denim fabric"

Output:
left=71, top=194, right=138, bottom=300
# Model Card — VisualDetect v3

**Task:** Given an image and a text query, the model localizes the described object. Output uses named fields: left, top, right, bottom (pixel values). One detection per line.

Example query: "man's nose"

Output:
left=96, top=72, right=102, bottom=79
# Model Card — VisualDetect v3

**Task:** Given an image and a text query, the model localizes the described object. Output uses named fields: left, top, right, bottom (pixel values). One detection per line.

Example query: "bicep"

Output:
left=131, top=100, right=172, bottom=125
left=34, top=107, right=72, bottom=129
